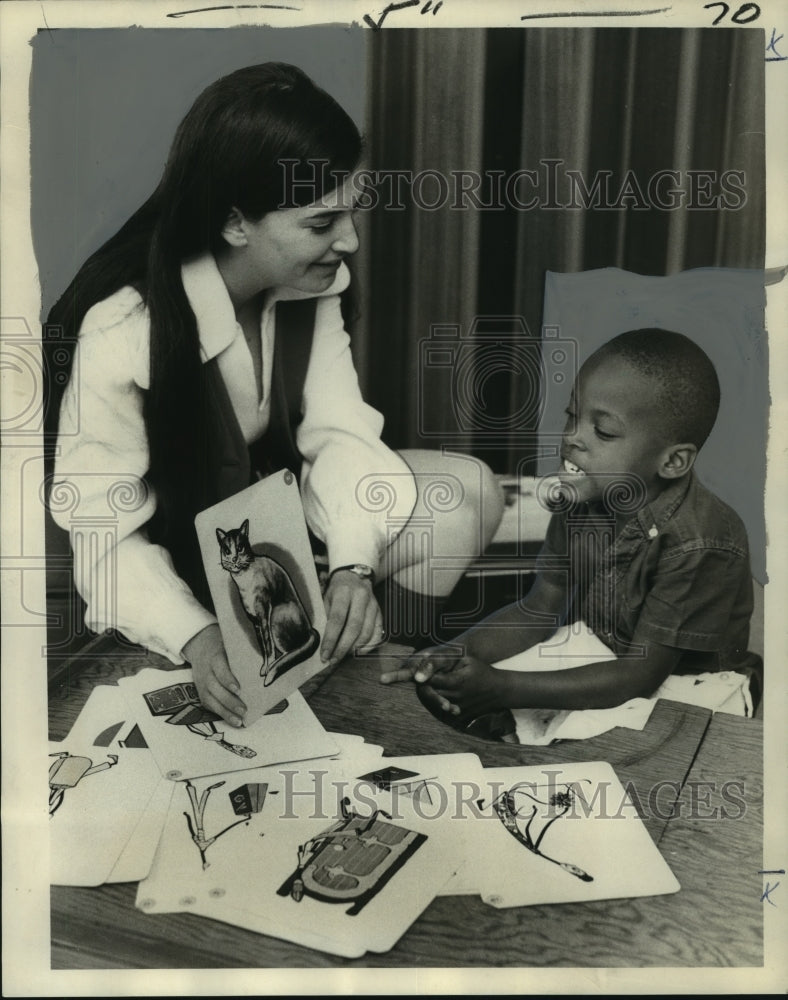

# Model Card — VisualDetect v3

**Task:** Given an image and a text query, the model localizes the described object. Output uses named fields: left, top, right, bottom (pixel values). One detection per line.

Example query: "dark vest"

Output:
left=172, top=297, right=318, bottom=608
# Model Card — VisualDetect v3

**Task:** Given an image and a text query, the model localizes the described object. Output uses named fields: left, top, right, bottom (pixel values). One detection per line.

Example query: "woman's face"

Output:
left=241, top=173, right=360, bottom=294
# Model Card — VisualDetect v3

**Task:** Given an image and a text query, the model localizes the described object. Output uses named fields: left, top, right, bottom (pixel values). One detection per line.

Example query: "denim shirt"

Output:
left=537, top=472, right=756, bottom=672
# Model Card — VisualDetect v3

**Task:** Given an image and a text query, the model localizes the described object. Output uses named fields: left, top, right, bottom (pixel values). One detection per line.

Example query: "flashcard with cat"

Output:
left=117, top=668, right=338, bottom=780
left=136, top=759, right=455, bottom=956
left=48, top=738, right=163, bottom=886
left=449, top=761, right=680, bottom=906
left=195, top=470, right=328, bottom=725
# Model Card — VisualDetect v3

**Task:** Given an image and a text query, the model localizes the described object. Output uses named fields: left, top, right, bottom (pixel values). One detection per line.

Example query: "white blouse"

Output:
left=52, top=254, right=416, bottom=662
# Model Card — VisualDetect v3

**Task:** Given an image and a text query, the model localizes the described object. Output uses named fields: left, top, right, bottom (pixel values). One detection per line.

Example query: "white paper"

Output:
left=450, top=761, right=680, bottom=906
left=48, top=738, right=163, bottom=887
left=62, top=683, right=134, bottom=748
left=106, top=776, right=175, bottom=884
left=117, top=667, right=338, bottom=780
left=136, top=757, right=463, bottom=956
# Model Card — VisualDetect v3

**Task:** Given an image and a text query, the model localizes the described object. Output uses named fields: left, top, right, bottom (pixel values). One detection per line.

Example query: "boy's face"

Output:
left=560, top=353, right=673, bottom=505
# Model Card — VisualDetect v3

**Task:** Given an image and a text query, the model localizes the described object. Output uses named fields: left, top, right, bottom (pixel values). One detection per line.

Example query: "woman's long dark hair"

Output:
left=45, top=63, right=362, bottom=572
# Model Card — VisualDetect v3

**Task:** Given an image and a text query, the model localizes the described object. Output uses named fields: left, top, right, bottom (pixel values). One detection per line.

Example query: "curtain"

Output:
left=352, top=28, right=487, bottom=455
left=353, top=27, right=765, bottom=473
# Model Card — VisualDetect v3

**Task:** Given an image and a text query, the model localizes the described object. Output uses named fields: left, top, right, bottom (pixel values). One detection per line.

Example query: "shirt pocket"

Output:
left=611, top=539, right=662, bottom=646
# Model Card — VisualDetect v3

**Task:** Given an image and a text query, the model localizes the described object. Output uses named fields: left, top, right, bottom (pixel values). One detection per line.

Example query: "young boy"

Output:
left=381, top=329, right=759, bottom=723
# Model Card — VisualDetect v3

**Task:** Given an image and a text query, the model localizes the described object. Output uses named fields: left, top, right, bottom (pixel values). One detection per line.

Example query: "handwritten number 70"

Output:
left=704, top=2, right=761, bottom=25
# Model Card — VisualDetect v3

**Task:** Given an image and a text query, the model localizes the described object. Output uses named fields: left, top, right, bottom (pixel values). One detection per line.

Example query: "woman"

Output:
left=45, top=63, right=503, bottom=727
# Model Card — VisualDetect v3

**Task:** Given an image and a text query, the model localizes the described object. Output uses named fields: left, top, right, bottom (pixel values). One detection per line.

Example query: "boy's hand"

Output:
left=183, top=624, right=247, bottom=728
left=379, top=644, right=463, bottom=685
left=423, top=655, right=507, bottom=720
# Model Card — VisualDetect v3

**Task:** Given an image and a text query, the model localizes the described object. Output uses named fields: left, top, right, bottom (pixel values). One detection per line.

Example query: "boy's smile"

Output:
left=560, top=354, right=676, bottom=507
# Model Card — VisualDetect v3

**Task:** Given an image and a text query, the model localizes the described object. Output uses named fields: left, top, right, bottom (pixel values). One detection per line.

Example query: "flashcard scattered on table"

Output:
left=62, top=682, right=140, bottom=748
left=448, top=761, right=680, bottom=906
left=106, top=770, right=175, bottom=884
left=326, top=732, right=384, bottom=758
left=49, top=736, right=164, bottom=887
left=136, top=754, right=466, bottom=957
left=52, top=668, right=681, bottom=951
left=358, top=765, right=421, bottom=791
left=117, top=668, right=338, bottom=780
left=187, top=898, right=368, bottom=959
left=345, top=752, right=487, bottom=950
left=195, top=470, right=328, bottom=725
left=320, top=733, right=386, bottom=775
left=51, top=686, right=172, bottom=885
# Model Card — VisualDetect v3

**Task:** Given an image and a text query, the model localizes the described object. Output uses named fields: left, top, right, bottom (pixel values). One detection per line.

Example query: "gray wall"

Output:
left=31, top=26, right=367, bottom=316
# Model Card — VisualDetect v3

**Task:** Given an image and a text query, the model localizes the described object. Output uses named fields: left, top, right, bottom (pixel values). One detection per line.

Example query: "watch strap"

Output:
left=329, top=564, right=376, bottom=586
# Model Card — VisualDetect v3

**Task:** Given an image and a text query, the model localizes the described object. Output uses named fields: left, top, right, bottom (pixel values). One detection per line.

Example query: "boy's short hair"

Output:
left=593, top=328, right=720, bottom=448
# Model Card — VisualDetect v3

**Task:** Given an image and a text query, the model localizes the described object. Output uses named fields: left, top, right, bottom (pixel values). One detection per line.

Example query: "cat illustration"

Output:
left=216, top=520, right=320, bottom=686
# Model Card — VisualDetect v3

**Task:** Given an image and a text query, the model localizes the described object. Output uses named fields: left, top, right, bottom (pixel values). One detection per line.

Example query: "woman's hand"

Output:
left=421, top=655, right=507, bottom=720
left=183, top=624, right=247, bottom=728
left=321, top=570, right=383, bottom=666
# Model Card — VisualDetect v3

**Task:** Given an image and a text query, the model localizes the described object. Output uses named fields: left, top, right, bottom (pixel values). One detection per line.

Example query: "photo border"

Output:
left=2, top=1, right=786, bottom=995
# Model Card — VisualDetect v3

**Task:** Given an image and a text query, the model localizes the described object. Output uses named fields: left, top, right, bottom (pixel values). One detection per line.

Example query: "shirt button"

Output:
left=648, top=525, right=658, bottom=538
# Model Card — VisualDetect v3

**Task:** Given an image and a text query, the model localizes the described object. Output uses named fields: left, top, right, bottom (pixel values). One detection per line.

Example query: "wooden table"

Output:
left=49, top=635, right=763, bottom=969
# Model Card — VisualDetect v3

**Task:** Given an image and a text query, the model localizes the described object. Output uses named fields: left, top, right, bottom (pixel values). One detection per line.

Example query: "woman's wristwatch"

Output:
left=329, top=564, right=376, bottom=586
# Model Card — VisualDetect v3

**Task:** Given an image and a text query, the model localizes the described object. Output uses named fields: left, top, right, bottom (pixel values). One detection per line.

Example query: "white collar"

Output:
left=180, top=252, right=351, bottom=363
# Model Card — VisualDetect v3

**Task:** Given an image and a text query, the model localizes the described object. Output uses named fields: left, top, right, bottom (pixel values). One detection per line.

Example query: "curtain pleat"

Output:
left=664, top=30, right=703, bottom=273
left=510, top=30, right=600, bottom=473
left=357, top=29, right=486, bottom=451
left=357, top=28, right=765, bottom=470
left=712, top=29, right=766, bottom=269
